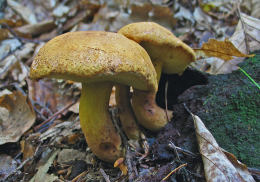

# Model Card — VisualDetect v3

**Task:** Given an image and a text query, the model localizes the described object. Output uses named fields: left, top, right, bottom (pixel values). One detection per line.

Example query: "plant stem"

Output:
left=239, top=67, right=260, bottom=90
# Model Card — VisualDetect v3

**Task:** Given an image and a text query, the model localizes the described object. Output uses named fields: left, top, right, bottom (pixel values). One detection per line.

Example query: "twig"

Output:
left=99, top=168, right=111, bottom=182
left=160, top=163, right=187, bottom=181
left=164, top=81, right=170, bottom=122
left=168, top=141, right=181, bottom=161
left=34, top=100, right=77, bottom=132
left=126, top=146, right=135, bottom=182
left=168, top=142, right=198, bottom=158
left=110, top=108, right=136, bottom=181
left=4, top=144, right=41, bottom=181
left=71, top=170, right=88, bottom=182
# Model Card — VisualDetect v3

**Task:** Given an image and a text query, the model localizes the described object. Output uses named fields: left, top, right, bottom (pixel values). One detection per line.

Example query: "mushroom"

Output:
left=114, top=157, right=128, bottom=175
left=117, top=22, right=196, bottom=131
left=29, top=31, right=157, bottom=162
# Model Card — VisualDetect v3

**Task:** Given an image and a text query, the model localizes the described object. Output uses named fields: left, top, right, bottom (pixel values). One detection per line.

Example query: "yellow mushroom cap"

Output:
left=118, top=22, right=196, bottom=74
left=30, top=31, right=157, bottom=91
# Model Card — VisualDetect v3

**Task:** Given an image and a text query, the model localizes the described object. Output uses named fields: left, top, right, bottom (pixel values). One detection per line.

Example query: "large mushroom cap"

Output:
left=30, top=31, right=157, bottom=91
left=118, top=22, right=196, bottom=74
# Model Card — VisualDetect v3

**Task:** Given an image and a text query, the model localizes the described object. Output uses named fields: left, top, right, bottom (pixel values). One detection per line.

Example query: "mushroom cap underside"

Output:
left=30, top=31, right=157, bottom=91
left=118, top=22, right=196, bottom=74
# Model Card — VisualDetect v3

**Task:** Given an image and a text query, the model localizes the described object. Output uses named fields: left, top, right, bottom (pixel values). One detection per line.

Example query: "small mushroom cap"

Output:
left=118, top=22, right=196, bottom=74
left=114, top=157, right=124, bottom=167
left=30, top=31, right=157, bottom=91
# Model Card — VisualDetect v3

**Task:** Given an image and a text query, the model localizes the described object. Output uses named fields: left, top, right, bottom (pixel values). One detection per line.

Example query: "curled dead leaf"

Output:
left=189, top=112, right=255, bottom=182
left=0, top=90, right=36, bottom=145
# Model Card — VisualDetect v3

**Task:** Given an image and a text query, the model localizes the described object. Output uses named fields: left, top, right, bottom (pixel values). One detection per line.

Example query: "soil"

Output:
left=155, top=52, right=260, bottom=170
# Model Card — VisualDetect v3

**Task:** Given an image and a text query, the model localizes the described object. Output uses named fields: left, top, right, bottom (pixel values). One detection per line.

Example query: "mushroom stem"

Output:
left=80, top=82, right=123, bottom=162
left=131, top=60, right=173, bottom=131
left=115, top=84, right=141, bottom=139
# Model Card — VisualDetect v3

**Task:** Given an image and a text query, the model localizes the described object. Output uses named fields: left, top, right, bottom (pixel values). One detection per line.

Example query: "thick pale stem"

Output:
left=115, top=84, right=141, bottom=139
left=132, top=60, right=173, bottom=131
left=80, top=82, right=123, bottom=163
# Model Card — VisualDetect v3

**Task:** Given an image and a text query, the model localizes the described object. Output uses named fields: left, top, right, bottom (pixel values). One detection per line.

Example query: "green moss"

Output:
left=198, top=53, right=260, bottom=168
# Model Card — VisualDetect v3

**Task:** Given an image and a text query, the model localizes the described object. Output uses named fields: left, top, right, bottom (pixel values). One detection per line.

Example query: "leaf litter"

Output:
left=0, top=0, right=259, bottom=181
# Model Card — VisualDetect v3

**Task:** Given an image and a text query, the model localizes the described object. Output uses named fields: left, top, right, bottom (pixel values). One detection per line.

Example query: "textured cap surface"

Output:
left=118, top=22, right=196, bottom=74
left=30, top=31, right=157, bottom=91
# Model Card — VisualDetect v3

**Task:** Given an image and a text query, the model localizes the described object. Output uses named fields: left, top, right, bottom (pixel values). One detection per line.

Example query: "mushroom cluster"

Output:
left=30, top=31, right=157, bottom=162
left=29, top=23, right=195, bottom=163
left=117, top=22, right=196, bottom=132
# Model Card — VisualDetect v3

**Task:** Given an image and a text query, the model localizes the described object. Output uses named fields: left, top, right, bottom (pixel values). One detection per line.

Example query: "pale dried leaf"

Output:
left=192, top=57, right=243, bottom=74
left=0, top=43, right=35, bottom=80
left=0, top=154, right=18, bottom=181
left=52, top=4, right=70, bottom=18
left=191, top=113, right=255, bottom=182
left=29, top=150, right=59, bottom=182
left=7, top=0, right=37, bottom=24
left=230, top=13, right=260, bottom=54
left=57, top=149, right=87, bottom=164
left=0, top=39, right=22, bottom=60
left=0, top=91, right=36, bottom=145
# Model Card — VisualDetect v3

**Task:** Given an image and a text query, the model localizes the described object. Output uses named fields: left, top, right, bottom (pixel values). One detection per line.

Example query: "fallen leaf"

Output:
left=194, top=39, right=254, bottom=61
left=241, top=0, right=260, bottom=19
left=29, top=150, right=59, bottom=182
left=0, top=90, right=36, bottom=145
left=0, top=154, right=18, bottom=181
left=230, top=13, right=260, bottom=54
left=28, top=78, right=79, bottom=114
left=191, top=38, right=255, bottom=74
left=20, top=139, right=36, bottom=161
left=0, top=43, right=35, bottom=80
left=190, top=112, right=255, bottom=182
left=57, top=149, right=87, bottom=164
left=15, top=20, right=56, bottom=37
left=7, top=0, right=37, bottom=24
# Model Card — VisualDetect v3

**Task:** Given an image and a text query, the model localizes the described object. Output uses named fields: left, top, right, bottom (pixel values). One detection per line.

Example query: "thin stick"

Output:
left=160, top=163, right=187, bottom=181
left=99, top=168, right=111, bottom=182
left=164, top=81, right=170, bottom=122
left=71, top=170, right=88, bottom=182
left=168, top=143, right=198, bottom=158
left=34, top=100, right=77, bottom=131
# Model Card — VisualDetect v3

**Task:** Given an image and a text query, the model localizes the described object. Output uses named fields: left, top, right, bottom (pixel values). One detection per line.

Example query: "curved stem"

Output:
left=80, top=82, right=123, bottom=163
left=132, top=60, right=173, bottom=131
left=115, top=84, right=141, bottom=139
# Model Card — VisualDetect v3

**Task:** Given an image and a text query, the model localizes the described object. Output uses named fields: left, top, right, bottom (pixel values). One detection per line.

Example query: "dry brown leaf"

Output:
left=194, top=38, right=254, bottom=61
left=191, top=113, right=255, bottom=182
left=0, top=90, right=36, bottom=145
left=28, top=78, right=80, bottom=114
left=191, top=37, right=255, bottom=74
left=20, top=139, right=36, bottom=161
left=0, top=29, right=10, bottom=41
left=15, top=20, right=56, bottom=37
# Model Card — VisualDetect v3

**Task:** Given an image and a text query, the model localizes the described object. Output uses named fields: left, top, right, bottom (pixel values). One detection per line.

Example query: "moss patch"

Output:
left=198, top=53, right=260, bottom=168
